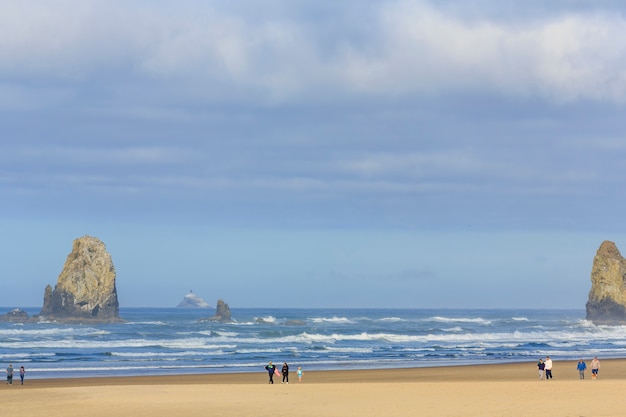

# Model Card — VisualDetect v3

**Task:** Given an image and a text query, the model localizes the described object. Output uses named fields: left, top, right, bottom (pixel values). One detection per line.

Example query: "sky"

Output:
left=1, top=0, right=626, bottom=309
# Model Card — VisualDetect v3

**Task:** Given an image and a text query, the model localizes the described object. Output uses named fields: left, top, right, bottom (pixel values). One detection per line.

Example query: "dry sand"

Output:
left=3, top=359, right=624, bottom=417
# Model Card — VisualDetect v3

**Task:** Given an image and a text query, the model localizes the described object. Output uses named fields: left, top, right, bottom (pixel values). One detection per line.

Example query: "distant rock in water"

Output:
left=284, top=319, right=306, bottom=326
left=201, top=299, right=232, bottom=323
left=0, top=308, right=29, bottom=323
left=586, top=240, right=626, bottom=324
left=39, top=235, right=122, bottom=323
left=177, top=291, right=211, bottom=308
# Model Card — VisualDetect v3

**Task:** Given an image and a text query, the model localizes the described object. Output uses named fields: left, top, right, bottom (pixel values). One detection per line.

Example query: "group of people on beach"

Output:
left=264, top=361, right=303, bottom=384
left=536, top=356, right=600, bottom=380
left=575, top=356, right=601, bottom=380
left=5, top=364, right=25, bottom=385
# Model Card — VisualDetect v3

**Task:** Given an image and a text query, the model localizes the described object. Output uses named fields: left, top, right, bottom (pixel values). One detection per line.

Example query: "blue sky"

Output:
left=1, top=0, right=626, bottom=309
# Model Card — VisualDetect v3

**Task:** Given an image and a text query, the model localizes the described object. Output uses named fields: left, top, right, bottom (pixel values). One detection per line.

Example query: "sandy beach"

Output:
left=3, top=359, right=625, bottom=417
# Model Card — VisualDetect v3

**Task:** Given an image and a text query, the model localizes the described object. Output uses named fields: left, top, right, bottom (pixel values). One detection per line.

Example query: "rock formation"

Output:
left=177, top=291, right=211, bottom=308
left=586, top=240, right=626, bottom=324
left=0, top=308, right=30, bottom=323
left=39, top=235, right=122, bottom=323
left=202, top=299, right=232, bottom=323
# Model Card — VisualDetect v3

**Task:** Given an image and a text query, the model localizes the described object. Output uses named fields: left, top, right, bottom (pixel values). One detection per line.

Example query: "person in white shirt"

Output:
left=544, top=356, right=553, bottom=379
left=591, top=356, right=600, bottom=379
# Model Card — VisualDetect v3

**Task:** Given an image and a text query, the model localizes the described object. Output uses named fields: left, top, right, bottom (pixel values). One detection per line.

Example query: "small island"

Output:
left=176, top=291, right=211, bottom=308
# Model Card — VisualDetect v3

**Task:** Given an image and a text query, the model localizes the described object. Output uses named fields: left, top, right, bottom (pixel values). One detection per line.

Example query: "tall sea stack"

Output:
left=40, top=235, right=122, bottom=323
left=586, top=240, right=626, bottom=324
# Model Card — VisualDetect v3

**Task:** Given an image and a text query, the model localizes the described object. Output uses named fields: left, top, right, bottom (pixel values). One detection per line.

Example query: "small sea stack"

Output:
left=177, top=291, right=211, bottom=308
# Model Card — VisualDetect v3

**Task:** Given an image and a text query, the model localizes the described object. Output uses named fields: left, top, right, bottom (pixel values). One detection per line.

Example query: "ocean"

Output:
left=0, top=307, right=623, bottom=380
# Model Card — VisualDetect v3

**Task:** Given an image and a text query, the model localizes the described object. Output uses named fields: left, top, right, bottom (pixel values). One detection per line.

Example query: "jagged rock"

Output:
left=202, top=299, right=232, bottom=323
left=586, top=240, right=626, bottom=324
left=39, top=235, right=122, bottom=323
left=0, top=308, right=30, bottom=323
left=177, top=291, right=211, bottom=308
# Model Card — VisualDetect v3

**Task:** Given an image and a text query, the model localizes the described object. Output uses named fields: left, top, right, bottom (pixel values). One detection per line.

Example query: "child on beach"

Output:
left=297, top=366, right=303, bottom=383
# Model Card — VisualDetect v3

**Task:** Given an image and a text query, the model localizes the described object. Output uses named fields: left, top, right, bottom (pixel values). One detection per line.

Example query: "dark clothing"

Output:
left=282, top=364, right=289, bottom=383
left=6, top=366, right=13, bottom=384
left=265, top=364, right=276, bottom=384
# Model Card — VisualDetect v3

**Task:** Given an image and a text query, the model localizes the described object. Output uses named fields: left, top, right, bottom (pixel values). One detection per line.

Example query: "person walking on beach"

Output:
left=297, top=366, right=303, bottom=383
left=544, top=356, right=553, bottom=380
left=19, top=366, right=25, bottom=385
left=537, top=358, right=545, bottom=379
left=6, top=364, right=13, bottom=384
left=577, top=359, right=586, bottom=379
left=265, top=361, right=276, bottom=384
left=281, top=362, right=289, bottom=384
left=591, top=356, right=600, bottom=379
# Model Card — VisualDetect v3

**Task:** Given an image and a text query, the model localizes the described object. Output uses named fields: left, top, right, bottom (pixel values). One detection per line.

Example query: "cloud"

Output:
left=336, top=151, right=485, bottom=179
left=1, top=1, right=626, bottom=106
left=1, top=145, right=197, bottom=167
left=343, top=2, right=626, bottom=101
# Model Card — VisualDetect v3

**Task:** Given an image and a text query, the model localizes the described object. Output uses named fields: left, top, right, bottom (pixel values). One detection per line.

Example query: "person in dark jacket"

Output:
left=265, top=361, right=276, bottom=384
left=537, top=358, right=545, bottom=380
left=282, top=362, right=289, bottom=384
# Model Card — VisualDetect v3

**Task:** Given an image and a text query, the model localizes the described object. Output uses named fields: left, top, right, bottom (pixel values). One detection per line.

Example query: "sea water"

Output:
left=0, top=307, right=623, bottom=379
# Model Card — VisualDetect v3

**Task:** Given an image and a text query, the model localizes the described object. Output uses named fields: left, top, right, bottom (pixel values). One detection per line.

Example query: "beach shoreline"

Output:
left=6, top=357, right=622, bottom=387
left=1, top=308, right=604, bottom=380
left=3, top=359, right=624, bottom=417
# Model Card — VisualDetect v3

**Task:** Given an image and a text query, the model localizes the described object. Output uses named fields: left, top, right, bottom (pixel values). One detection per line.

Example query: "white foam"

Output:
left=0, top=327, right=102, bottom=336
left=110, top=349, right=235, bottom=358
left=442, top=326, right=464, bottom=332
left=378, top=317, right=405, bottom=322
left=430, top=316, right=492, bottom=325
left=311, top=317, right=353, bottom=324
left=255, top=316, right=276, bottom=323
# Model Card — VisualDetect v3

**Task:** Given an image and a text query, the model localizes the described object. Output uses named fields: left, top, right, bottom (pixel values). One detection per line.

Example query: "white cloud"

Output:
left=2, top=1, right=626, bottom=105
left=342, top=2, right=626, bottom=101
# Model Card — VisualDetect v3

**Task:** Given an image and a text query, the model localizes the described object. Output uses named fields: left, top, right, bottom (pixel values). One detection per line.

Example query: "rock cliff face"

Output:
left=39, top=235, right=122, bottom=323
left=586, top=240, right=626, bottom=324
left=177, top=291, right=211, bottom=308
